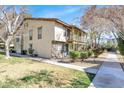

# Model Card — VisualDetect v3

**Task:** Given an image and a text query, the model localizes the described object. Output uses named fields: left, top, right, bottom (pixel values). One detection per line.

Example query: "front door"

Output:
left=66, top=44, right=69, bottom=55
left=62, top=44, right=68, bottom=56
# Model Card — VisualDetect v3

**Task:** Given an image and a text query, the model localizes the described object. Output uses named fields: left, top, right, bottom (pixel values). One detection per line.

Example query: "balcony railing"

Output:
left=66, top=34, right=84, bottom=42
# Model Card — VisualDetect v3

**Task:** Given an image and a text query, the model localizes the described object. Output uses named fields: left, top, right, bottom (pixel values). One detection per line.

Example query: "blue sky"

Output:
left=16, top=5, right=114, bottom=40
left=26, top=5, right=90, bottom=25
left=25, top=5, right=115, bottom=39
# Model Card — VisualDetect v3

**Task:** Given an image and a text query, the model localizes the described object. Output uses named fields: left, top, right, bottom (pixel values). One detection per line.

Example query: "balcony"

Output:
left=66, top=35, right=73, bottom=43
left=66, top=28, right=85, bottom=43
left=66, top=34, right=84, bottom=43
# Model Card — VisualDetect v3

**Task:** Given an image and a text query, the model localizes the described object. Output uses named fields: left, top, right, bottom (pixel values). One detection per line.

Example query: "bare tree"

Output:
left=0, top=5, right=26, bottom=58
left=82, top=15, right=108, bottom=49
left=81, top=5, right=124, bottom=41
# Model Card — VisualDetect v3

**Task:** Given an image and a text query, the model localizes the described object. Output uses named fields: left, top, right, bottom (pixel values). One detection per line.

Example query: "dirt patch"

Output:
left=58, top=53, right=107, bottom=70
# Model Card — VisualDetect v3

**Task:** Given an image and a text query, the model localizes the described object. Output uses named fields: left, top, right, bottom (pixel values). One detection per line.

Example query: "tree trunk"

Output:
left=5, top=41, right=10, bottom=59
left=5, top=36, right=13, bottom=59
left=97, top=33, right=102, bottom=47
left=90, top=33, right=93, bottom=49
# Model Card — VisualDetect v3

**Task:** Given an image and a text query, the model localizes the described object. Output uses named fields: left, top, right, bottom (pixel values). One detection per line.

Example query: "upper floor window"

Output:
left=67, top=29, right=70, bottom=36
left=64, top=28, right=67, bottom=37
left=16, top=38, right=19, bottom=42
left=79, top=33, right=81, bottom=36
left=37, top=27, right=42, bottom=39
left=24, top=23, right=28, bottom=29
left=79, top=33, right=81, bottom=40
left=29, top=29, right=33, bottom=40
left=64, top=30, right=66, bottom=37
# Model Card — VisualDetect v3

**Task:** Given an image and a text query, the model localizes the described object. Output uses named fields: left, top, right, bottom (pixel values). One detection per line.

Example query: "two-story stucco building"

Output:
left=14, top=17, right=86, bottom=58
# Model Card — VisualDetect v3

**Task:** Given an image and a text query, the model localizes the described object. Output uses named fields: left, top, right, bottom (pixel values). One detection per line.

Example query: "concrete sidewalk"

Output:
left=89, top=52, right=124, bottom=88
left=11, top=53, right=97, bottom=74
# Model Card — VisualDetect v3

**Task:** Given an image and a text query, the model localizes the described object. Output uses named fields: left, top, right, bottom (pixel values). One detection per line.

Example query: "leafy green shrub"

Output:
left=88, top=50, right=93, bottom=57
left=118, top=45, right=124, bottom=55
left=92, top=48, right=99, bottom=58
left=21, top=50, right=27, bottom=55
left=10, top=49, right=16, bottom=53
left=69, top=51, right=80, bottom=61
left=118, top=38, right=124, bottom=55
left=28, top=48, right=34, bottom=55
left=0, top=52, right=5, bottom=55
left=80, top=51, right=88, bottom=61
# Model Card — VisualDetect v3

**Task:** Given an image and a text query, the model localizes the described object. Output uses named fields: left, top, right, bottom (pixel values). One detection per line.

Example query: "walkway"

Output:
left=11, top=53, right=97, bottom=74
left=89, top=52, right=124, bottom=88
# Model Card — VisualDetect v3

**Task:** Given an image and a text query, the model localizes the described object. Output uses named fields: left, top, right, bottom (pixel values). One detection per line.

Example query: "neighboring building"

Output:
left=14, top=18, right=86, bottom=58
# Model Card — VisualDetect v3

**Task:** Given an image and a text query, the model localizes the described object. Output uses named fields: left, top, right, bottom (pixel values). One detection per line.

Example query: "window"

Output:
left=67, top=29, right=70, bottom=37
left=63, top=28, right=68, bottom=37
left=69, top=44, right=73, bottom=50
left=79, top=33, right=81, bottom=40
left=37, top=27, right=42, bottom=39
left=64, top=30, right=67, bottom=37
left=75, top=44, right=78, bottom=51
left=61, top=44, right=68, bottom=53
left=29, top=43, right=32, bottom=49
left=16, top=38, right=19, bottom=42
left=61, top=44, right=64, bottom=53
left=24, top=23, right=28, bottom=29
left=79, top=33, right=81, bottom=36
left=29, top=29, right=33, bottom=40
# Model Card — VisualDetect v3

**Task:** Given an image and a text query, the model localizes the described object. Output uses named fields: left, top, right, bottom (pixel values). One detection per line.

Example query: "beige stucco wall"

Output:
left=14, top=19, right=86, bottom=58
left=22, top=20, right=54, bottom=58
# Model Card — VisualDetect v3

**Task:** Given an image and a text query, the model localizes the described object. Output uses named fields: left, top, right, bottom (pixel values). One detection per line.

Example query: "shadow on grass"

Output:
left=68, top=72, right=95, bottom=88
left=0, top=52, right=98, bottom=87
left=0, top=69, right=96, bottom=88
left=86, top=73, right=95, bottom=82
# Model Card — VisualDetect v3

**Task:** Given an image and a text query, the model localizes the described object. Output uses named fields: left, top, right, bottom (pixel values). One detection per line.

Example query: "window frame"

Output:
left=16, top=38, right=20, bottom=42
left=63, top=28, right=67, bottom=37
left=24, top=23, right=28, bottom=29
left=37, top=27, right=42, bottom=39
left=29, top=29, right=33, bottom=40
left=29, top=43, right=33, bottom=49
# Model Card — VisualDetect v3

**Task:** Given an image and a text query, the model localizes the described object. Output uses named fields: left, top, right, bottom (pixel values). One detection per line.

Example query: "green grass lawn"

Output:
left=0, top=53, right=95, bottom=88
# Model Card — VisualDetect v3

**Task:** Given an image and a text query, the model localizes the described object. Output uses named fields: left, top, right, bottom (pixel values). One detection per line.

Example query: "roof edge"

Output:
left=23, top=18, right=86, bottom=34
